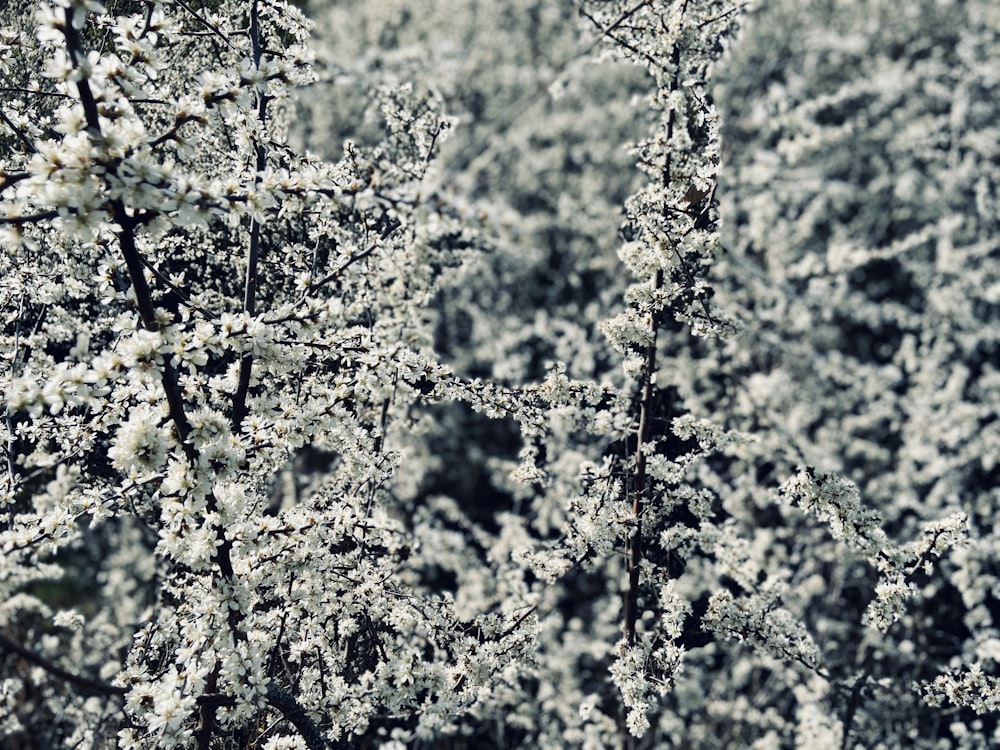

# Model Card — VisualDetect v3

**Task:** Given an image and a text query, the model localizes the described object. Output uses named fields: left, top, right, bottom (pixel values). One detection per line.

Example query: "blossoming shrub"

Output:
left=2, top=0, right=997, bottom=748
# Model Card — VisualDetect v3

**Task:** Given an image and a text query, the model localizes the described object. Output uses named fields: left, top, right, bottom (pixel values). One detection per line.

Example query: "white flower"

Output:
left=107, top=403, right=171, bottom=476
left=53, top=609, right=85, bottom=630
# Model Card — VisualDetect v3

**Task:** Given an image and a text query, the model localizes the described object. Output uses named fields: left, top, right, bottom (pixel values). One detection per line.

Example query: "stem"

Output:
left=62, top=19, right=245, bottom=747
left=200, top=2, right=271, bottom=737
left=623, top=269, right=663, bottom=650
left=111, top=199, right=194, bottom=448
left=619, top=5, right=688, bottom=747
left=622, top=0, right=684, bottom=660
left=63, top=7, right=193, bottom=448
left=231, top=0, right=267, bottom=433
left=267, top=686, right=336, bottom=750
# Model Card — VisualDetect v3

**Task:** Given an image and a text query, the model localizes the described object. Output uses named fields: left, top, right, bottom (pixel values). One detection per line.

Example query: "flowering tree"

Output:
left=1, top=0, right=997, bottom=748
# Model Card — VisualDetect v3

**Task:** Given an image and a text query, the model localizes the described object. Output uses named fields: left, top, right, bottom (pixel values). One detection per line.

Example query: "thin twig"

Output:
left=171, top=0, right=241, bottom=51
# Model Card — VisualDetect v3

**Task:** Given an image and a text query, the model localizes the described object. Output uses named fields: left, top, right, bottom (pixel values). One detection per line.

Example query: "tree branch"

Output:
left=232, top=0, right=267, bottom=433
left=62, top=7, right=193, bottom=449
left=0, top=631, right=127, bottom=698
left=619, top=5, right=689, bottom=747
left=266, top=686, right=332, bottom=750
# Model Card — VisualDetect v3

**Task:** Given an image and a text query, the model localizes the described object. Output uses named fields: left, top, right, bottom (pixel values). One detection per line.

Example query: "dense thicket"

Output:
left=1, top=1, right=997, bottom=748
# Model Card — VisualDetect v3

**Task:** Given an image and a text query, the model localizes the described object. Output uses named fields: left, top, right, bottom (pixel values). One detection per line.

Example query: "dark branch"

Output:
left=0, top=631, right=127, bottom=698
left=232, top=0, right=268, bottom=433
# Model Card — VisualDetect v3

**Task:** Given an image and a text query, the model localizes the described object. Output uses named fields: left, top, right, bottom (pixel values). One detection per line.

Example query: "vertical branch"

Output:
left=201, top=10, right=269, bottom=743
left=63, top=12, right=248, bottom=747
left=624, top=284, right=663, bottom=750
left=614, top=4, right=700, bottom=746
left=113, top=202, right=194, bottom=449
left=62, top=7, right=193, bottom=449
left=623, top=271, right=662, bottom=650
left=622, top=0, right=684, bottom=654
left=232, top=0, right=266, bottom=433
